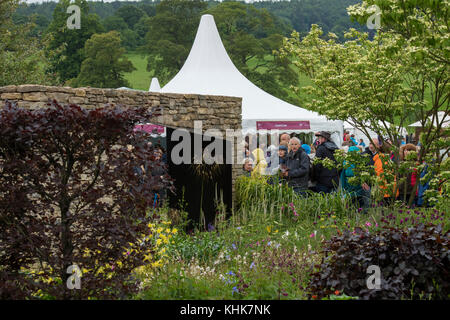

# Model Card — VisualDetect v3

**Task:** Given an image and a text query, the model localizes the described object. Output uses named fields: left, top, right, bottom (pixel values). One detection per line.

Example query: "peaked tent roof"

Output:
left=161, top=14, right=343, bottom=141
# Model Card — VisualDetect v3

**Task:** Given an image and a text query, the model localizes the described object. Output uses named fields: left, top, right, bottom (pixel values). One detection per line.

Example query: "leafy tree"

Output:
left=73, top=31, right=136, bottom=88
left=134, top=15, right=153, bottom=42
left=45, top=0, right=104, bottom=84
left=102, top=15, right=140, bottom=50
left=139, top=2, right=157, bottom=17
left=206, top=1, right=299, bottom=103
left=0, top=0, right=57, bottom=86
left=143, top=0, right=208, bottom=84
left=0, top=100, right=171, bottom=299
left=280, top=0, right=449, bottom=205
left=253, top=0, right=365, bottom=41
left=115, top=4, right=147, bottom=29
left=102, top=15, right=128, bottom=32
left=143, top=0, right=298, bottom=103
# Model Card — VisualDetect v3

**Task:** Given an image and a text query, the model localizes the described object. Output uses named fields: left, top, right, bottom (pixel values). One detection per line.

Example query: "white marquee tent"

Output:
left=159, top=14, right=343, bottom=145
left=408, top=111, right=449, bottom=128
left=344, top=120, right=408, bottom=144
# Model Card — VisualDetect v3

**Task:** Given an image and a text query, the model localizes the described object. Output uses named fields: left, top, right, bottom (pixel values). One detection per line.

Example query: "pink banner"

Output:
left=134, top=123, right=165, bottom=134
left=256, top=121, right=310, bottom=130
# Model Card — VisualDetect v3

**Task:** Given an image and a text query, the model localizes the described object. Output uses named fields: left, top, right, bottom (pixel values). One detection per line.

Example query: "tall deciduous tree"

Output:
left=144, top=0, right=298, bottom=104
left=0, top=0, right=57, bottom=86
left=206, top=1, right=298, bottom=104
left=143, top=0, right=208, bottom=84
left=45, top=0, right=104, bottom=84
left=73, top=31, right=136, bottom=88
left=115, top=4, right=147, bottom=29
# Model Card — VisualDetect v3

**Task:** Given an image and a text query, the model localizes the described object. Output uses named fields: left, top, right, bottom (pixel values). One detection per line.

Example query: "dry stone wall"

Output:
left=0, top=84, right=244, bottom=209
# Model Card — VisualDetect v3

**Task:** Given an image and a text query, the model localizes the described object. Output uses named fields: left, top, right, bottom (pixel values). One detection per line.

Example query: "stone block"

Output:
left=17, top=85, right=46, bottom=93
left=18, top=101, right=48, bottom=109
left=47, top=92, right=69, bottom=102
left=68, top=96, right=86, bottom=104
left=23, top=92, right=48, bottom=101
left=52, top=86, right=74, bottom=93
left=0, top=85, right=18, bottom=93
left=1, top=92, right=22, bottom=100
left=75, top=88, right=86, bottom=97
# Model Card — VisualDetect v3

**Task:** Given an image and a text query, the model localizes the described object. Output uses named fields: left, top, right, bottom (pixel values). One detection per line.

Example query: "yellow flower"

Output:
left=266, top=226, right=271, bottom=233
left=172, top=228, right=178, bottom=234
left=156, top=238, right=162, bottom=246
left=143, top=253, right=153, bottom=262
left=162, top=221, right=171, bottom=225
left=156, top=227, right=163, bottom=234
left=147, top=223, right=155, bottom=229
left=331, top=215, right=336, bottom=219
left=274, top=229, right=279, bottom=234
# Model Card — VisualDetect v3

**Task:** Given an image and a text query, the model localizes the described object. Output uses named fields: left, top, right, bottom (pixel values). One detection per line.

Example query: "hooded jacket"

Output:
left=285, top=147, right=310, bottom=190
left=313, top=140, right=339, bottom=188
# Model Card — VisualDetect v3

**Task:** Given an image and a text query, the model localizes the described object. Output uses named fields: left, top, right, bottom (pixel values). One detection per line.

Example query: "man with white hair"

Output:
left=281, top=137, right=310, bottom=195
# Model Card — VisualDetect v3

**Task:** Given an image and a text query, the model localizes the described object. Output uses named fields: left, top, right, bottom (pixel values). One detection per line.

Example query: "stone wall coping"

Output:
left=0, top=85, right=242, bottom=104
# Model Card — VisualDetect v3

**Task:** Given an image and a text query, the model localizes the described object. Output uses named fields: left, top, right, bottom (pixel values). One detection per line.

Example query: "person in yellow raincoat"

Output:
left=251, top=148, right=267, bottom=176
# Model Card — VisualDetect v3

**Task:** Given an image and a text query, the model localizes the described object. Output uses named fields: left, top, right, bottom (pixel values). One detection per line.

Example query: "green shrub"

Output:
left=167, top=231, right=225, bottom=264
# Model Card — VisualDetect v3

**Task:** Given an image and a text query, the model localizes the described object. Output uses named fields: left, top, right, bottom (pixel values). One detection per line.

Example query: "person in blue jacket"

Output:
left=340, top=146, right=370, bottom=213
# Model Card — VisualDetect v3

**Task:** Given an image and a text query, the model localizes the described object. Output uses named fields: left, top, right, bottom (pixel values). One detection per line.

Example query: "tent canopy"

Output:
left=344, top=120, right=408, bottom=142
left=160, top=14, right=343, bottom=144
left=409, top=111, right=449, bottom=128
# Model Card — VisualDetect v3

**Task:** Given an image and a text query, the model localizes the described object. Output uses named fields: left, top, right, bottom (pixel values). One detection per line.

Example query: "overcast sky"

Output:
left=23, top=0, right=142, bottom=3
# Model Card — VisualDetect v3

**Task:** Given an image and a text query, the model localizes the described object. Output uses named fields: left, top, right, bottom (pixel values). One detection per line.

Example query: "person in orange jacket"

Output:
left=369, top=140, right=398, bottom=204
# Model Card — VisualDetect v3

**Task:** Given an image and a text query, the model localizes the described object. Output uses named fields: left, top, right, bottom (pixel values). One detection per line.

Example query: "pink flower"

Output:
left=365, top=222, right=372, bottom=227
left=293, top=210, right=298, bottom=216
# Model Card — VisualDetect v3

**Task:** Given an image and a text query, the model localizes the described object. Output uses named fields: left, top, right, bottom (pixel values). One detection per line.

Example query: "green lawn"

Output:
left=124, top=52, right=154, bottom=91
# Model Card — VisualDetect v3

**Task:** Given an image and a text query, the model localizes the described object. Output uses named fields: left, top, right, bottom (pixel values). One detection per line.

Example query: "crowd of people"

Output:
left=242, top=130, right=432, bottom=212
